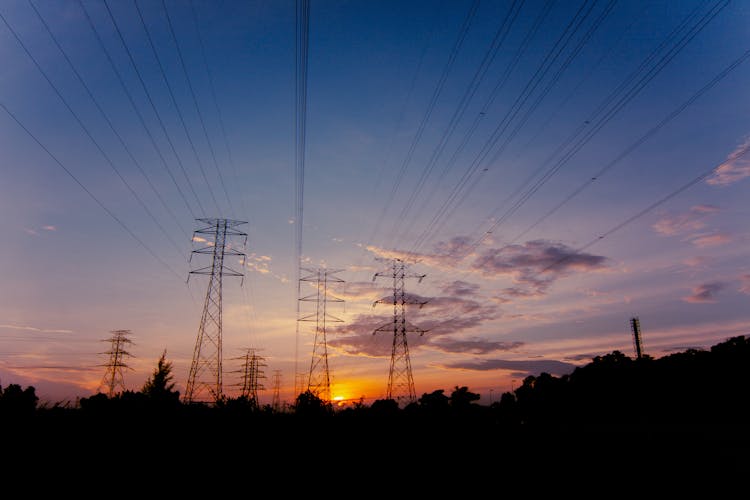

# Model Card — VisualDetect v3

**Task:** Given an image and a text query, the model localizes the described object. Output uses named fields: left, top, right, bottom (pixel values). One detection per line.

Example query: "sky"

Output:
left=1, top=0, right=749, bottom=407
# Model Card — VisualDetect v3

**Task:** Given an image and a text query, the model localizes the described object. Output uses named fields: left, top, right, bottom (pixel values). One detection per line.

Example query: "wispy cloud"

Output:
left=365, top=236, right=475, bottom=270
left=440, top=280, right=480, bottom=297
left=471, top=240, right=607, bottom=299
left=683, top=282, right=725, bottom=303
left=42, top=225, right=56, bottom=231
left=244, top=253, right=286, bottom=282
left=0, top=324, right=73, bottom=334
left=740, top=274, right=750, bottom=295
left=336, top=281, right=389, bottom=302
left=652, top=205, right=720, bottom=236
left=428, top=338, right=524, bottom=354
left=682, top=256, right=712, bottom=268
left=687, top=232, right=732, bottom=247
left=706, top=136, right=750, bottom=186
left=440, top=358, right=577, bottom=377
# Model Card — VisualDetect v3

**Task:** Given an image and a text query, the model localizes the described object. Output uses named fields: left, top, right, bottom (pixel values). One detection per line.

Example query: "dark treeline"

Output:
left=2, top=336, right=749, bottom=481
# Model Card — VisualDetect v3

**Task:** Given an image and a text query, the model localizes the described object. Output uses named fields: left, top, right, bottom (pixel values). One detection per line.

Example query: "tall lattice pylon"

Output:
left=185, top=218, right=247, bottom=404
left=233, top=348, right=266, bottom=406
left=373, top=258, right=428, bottom=406
left=271, top=369, right=282, bottom=412
left=98, top=329, right=134, bottom=397
left=298, top=267, right=344, bottom=402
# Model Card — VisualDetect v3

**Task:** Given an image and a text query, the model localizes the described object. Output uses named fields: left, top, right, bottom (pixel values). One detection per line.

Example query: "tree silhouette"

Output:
left=141, top=350, right=180, bottom=407
left=293, top=390, right=331, bottom=417
left=449, top=386, right=480, bottom=409
left=0, top=383, right=38, bottom=418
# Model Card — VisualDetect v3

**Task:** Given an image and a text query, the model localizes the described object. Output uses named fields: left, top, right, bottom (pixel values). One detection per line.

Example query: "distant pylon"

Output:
left=271, top=369, right=282, bottom=412
left=185, top=218, right=247, bottom=404
left=233, top=348, right=266, bottom=406
left=372, top=258, right=428, bottom=405
left=298, top=267, right=344, bottom=402
left=98, top=329, right=134, bottom=397
left=630, top=316, right=645, bottom=359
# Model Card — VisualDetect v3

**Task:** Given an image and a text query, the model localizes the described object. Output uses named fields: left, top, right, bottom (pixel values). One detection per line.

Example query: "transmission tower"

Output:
left=298, top=267, right=344, bottom=402
left=271, top=369, right=282, bottom=412
left=185, top=218, right=247, bottom=404
left=98, top=329, right=134, bottom=397
left=372, top=258, right=428, bottom=406
left=630, top=316, right=645, bottom=359
left=233, top=348, right=266, bottom=406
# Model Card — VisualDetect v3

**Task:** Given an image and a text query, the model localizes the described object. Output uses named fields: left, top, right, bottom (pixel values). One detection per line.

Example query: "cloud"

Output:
left=42, top=225, right=56, bottom=231
left=428, top=338, right=524, bottom=354
left=365, top=236, right=475, bottom=271
left=440, top=358, right=577, bottom=377
left=440, top=280, right=480, bottom=297
left=683, top=282, right=725, bottom=303
left=687, top=232, right=732, bottom=248
left=706, top=136, right=750, bottom=186
left=740, top=275, right=750, bottom=295
left=0, top=324, right=73, bottom=334
left=336, top=281, right=389, bottom=302
left=244, top=253, right=286, bottom=282
left=192, top=236, right=207, bottom=243
left=652, top=205, right=720, bottom=236
left=471, top=240, right=607, bottom=298
left=23, top=228, right=38, bottom=236
left=329, top=294, right=501, bottom=356
left=682, top=256, right=711, bottom=267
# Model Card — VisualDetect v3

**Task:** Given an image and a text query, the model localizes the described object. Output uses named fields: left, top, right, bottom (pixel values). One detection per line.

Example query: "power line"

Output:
left=373, top=0, right=480, bottom=250
left=78, top=0, right=199, bottom=221
left=160, top=0, right=236, bottom=217
left=131, top=0, right=222, bottom=216
left=0, top=102, right=184, bottom=280
left=27, top=0, right=190, bottom=253
left=293, top=0, right=310, bottom=398
left=510, top=47, right=750, bottom=245
left=103, top=0, right=208, bottom=216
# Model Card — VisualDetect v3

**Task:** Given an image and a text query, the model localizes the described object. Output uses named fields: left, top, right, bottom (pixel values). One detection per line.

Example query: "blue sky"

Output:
left=1, top=0, right=749, bottom=406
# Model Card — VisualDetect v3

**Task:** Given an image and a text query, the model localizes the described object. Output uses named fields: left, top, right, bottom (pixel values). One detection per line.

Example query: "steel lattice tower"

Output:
left=185, top=218, right=247, bottom=404
left=271, top=369, right=282, bottom=412
left=373, top=258, right=427, bottom=405
left=630, top=316, right=645, bottom=359
left=98, top=329, right=134, bottom=397
left=233, top=348, right=266, bottom=406
left=298, top=267, right=344, bottom=402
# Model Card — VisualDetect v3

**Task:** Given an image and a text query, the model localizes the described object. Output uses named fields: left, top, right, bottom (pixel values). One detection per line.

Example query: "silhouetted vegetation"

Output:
left=3, top=336, right=749, bottom=477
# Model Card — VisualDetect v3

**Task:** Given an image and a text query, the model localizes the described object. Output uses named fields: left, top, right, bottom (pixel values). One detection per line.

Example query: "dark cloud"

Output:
left=471, top=240, right=606, bottom=299
left=440, top=280, right=480, bottom=297
left=565, top=353, right=600, bottom=362
left=441, top=358, right=577, bottom=377
left=428, top=338, right=524, bottom=354
left=432, top=236, right=474, bottom=259
left=329, top=294, right=501, bottom=356
left=683, top=282, right=725, bottom=303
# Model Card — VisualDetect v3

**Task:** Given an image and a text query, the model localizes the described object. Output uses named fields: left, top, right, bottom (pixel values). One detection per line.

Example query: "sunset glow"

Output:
left=1, top=0, right=749, bottom=406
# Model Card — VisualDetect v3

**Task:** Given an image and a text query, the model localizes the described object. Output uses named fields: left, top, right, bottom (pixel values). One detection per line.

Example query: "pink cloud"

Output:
left=740, top=275, right=750, bottom=295
left=706, top=137, right=750, bottom=186
left=683, top=282, right=725, bottom=303
left=682, top=256, right=711, bottom=267
left=471, top=240, right=607, bottom=299
left=652, top=205, right=719, bottom=236
left=688, top=232, right=732, bottom=248
left=42, top=225, right=56, bottom=231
